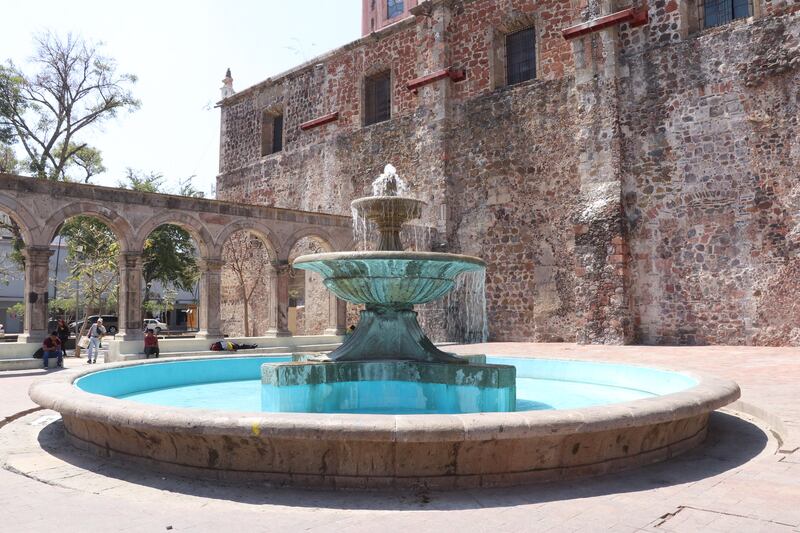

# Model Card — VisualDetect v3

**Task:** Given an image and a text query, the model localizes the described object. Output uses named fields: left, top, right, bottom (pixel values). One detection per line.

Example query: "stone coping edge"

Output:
left=29, top=353, right=740, bottom=443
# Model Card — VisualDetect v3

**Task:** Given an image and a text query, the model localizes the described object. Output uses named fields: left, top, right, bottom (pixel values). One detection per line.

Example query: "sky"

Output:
left=1, top=0, right=362, bottom=197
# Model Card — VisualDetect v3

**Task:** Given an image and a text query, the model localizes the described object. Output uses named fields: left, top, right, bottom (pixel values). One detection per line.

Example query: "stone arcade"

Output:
left=0, top=173, right=352, bottom=344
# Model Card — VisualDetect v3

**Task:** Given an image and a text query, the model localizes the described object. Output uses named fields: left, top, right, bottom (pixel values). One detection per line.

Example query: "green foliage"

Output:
left=49, top=297, right=76, bottom=315
left=9, top=301, right=24, bottom=320
left=143, top=288, right=177, bottom=319
left=59, top=143, right=105, bottom=182
left=59, top=216, right=119, bottom=313
left=143, top=224, right=198, bottom=295
left=178, top=176, right=205, bottom=198
left=121, top=168, right=163, bottom=192
left=0, top=143, right=20, bottom=173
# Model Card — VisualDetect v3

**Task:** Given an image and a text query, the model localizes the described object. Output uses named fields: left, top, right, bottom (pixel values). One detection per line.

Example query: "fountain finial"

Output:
left=372, top=163, right=409, bottom=197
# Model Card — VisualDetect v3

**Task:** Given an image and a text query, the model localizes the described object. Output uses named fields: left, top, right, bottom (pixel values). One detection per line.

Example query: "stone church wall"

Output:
left=218, top=0, right=800, bottom=345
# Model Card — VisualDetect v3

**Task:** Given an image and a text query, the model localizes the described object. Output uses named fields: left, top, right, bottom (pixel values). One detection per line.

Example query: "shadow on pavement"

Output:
left=37, top=411, right=770, bottom=511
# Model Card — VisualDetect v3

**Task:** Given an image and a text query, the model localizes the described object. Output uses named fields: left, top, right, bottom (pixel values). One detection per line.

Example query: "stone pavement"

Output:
left=1, top=343, right=799, bottom=532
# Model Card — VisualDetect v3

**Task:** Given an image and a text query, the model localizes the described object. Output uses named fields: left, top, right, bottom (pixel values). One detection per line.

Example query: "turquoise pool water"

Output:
left=75, top=356, right=697, bottom=414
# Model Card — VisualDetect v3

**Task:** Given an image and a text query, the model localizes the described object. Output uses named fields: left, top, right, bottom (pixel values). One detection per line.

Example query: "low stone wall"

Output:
left=29, top=357, right=739, bottom=489
left=105, top=335, right=344, bottom=362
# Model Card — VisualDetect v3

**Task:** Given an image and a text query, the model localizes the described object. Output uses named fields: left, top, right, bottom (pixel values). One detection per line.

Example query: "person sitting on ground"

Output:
left=143, top=329, right=160, bottom=359
left=42, top=331, right=63, bottom=369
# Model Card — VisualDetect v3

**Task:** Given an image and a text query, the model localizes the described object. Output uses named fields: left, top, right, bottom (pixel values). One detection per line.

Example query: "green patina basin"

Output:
left=292, top=251, right=485, bottom=305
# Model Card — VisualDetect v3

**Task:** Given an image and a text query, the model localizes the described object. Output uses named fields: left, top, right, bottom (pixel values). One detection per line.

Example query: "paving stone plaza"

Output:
left=1, top=344, right=799, bottom=531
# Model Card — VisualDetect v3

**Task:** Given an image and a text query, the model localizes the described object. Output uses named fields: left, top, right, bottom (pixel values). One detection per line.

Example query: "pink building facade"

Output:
left=362, top=0, right=419, bottom=35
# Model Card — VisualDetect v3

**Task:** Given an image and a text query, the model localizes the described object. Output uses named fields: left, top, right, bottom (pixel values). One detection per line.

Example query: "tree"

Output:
left=142, top=224, right=198, bottom=303
left=224, top=232, right=271, bottom=337
left=59, top=216, right=119, bottom=311
left=0, top=143, right=20, bottom=173
left=178, top=176, right=205, bottom=198
left=120, top=167, right=162, bottom=192
left=0, top=32, right=139, bottom=180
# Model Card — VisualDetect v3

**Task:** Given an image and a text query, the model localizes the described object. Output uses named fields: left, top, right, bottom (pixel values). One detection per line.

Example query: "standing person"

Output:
left=42, top=331, right=63, bottom=369
left=86, top=317, right=106, bottom=364
left=56, top=319, right=70, bottom=357
left=143, top=329, right=160, bottom=359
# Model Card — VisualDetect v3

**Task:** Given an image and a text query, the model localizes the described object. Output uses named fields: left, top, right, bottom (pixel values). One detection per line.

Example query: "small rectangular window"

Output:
left=387, top=0, right=404, bottom=19
left=506, top=27, right=536, bottom=86
left=261, top=111, right=283, bottom=156
left=364, top=72, right=391, bottom=126
left=704, top=0, right=751, bottom=28
left=271, top=114, right=283, bottom=154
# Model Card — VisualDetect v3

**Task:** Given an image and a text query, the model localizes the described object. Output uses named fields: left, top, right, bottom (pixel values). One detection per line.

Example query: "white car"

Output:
left=143, top=319, right=168, bottom=334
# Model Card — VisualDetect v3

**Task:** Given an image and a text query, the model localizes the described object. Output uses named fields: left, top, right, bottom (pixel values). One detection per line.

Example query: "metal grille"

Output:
left=704, top=0, right=751, bottom=28
left=271, top=115, right=283, bottom=153
left=387, top=0, right=404, bottom=19
left=506, top=27, right=536, bottom=86
left=364, top=72, right=391, bottom=126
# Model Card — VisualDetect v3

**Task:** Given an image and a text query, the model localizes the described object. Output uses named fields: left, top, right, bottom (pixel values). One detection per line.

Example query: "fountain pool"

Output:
left=75, top=356, right=698, bottom=414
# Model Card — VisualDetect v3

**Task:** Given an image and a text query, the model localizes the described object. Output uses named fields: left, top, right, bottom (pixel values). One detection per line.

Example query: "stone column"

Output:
left=571, top=0, right=635, bottom=345
left=196, top=258, right=223, bottom=339
left=324, top=294, right=348, bottom=336
left=117, top=252, right=144, bottom=340
left=265, top=263, right=292, bottom=337
left=19, top=246, right=53, bottom=344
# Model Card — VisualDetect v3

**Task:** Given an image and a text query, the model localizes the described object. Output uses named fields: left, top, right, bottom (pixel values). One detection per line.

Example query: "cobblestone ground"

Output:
left=1, top=344, right=799, bottom=532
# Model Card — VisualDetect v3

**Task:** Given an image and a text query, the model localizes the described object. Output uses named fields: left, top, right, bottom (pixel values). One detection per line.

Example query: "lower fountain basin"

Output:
left=29, top=354, right=740, bottom=489
left=292, top=251, right=485, bottom=305
left=261, top=360, right=517, bottom=414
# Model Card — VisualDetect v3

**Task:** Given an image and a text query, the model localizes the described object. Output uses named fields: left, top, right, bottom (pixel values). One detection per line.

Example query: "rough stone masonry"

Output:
left=217, top=0, right=800, bottom=346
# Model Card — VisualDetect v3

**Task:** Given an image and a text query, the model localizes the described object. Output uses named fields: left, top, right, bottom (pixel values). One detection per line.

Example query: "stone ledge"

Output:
left=261, top=359, right=515, bottom=388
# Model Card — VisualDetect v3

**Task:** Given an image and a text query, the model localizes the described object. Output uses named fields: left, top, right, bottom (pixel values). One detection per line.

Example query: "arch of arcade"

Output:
left=0, top=173, right=352, bottom=343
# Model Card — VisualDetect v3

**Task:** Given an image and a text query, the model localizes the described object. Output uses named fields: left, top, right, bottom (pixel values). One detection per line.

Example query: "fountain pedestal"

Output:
left=328, top=305, right=466, bottom=363
left=262, top=360, right=516, bottom=414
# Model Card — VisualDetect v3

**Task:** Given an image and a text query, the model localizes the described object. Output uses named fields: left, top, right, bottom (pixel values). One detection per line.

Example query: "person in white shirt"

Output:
left=86, top=318, right=106, bottom=364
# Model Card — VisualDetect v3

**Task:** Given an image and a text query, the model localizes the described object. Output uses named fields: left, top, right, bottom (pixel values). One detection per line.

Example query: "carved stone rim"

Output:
left=292, top=250, right=487, bottom=268
left=29, top=354, right=740, bottom=443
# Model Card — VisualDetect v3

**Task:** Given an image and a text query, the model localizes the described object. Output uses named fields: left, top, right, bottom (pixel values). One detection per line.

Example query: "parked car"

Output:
left=143, top=318, right=168, bottom=334
left=69, top=315, right=119, bottom=335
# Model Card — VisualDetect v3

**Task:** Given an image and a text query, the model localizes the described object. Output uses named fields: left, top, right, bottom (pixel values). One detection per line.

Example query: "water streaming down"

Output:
left=446, top=269, right=489, bottom=343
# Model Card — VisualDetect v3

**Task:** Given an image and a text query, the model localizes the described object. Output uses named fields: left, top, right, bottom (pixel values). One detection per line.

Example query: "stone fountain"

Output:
left=261, top=165, right=516, bottom=414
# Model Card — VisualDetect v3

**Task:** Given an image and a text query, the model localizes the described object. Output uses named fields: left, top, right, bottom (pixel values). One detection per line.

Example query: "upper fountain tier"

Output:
left=294, top=164, right=485, bottom=307
left=351, top=164, right=426, bottom=252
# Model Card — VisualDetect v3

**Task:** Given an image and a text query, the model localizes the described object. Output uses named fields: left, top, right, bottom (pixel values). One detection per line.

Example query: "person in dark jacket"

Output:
left=42, top=332, right=63, bottom=369
left=56, top=319, right=70, bottom=356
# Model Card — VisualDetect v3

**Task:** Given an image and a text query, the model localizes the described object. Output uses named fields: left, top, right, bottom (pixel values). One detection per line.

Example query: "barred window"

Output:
left=364, top=72, right=391, bottom=126
left=387, top=0, right=404, bottom=19
left=506, top=27, right=536, bottom=86
left=704, top=0, right=751, bottom=28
